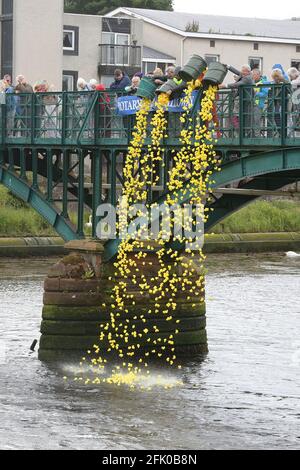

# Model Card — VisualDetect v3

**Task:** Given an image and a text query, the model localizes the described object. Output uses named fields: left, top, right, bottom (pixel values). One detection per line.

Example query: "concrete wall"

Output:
left=63, top=13, right=102, bottom=83
left=139, top=21, right=182, bottom=65
left=13, top=0, right=63, bottom=89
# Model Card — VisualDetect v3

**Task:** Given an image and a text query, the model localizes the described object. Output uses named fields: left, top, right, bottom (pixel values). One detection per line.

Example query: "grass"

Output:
left=212, top=199, right=300, bottom=234
left=0, top=186, right=300, bottom=237
left=0, top=186, right=56, bottom=237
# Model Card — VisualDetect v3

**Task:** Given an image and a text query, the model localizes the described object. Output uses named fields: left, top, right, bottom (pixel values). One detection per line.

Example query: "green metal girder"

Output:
left=206, top=169, right=300, bottom=230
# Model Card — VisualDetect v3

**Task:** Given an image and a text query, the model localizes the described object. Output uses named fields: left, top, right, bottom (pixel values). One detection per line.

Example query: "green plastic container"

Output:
left=179, top=55, right=207, bottom=82
left=156, top=79, right=187, bottom=99
left=137, top=77, right=157, bottom=100
left=203, top=62, right=228, bottom=86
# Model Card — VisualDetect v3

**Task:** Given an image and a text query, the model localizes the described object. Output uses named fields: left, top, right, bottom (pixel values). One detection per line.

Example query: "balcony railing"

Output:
left=99, top=44, right=142, bottom=68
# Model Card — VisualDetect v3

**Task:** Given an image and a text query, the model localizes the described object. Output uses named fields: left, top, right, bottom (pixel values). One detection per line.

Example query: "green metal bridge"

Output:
left=1, top=84, right=300, bottom=260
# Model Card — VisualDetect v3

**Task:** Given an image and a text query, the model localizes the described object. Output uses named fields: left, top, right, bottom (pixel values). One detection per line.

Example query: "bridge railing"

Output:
left=1, top=84, right=300, bottom=148
left=213, top=83, right=300, bottom=147
left=2, top=91, right=97, bottom=146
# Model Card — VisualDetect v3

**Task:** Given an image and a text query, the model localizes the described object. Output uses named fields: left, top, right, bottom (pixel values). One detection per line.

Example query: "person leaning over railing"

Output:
left=15, top=75, right=33, bottom=94
left=267, top=69, right=290, bottom=138
left=220, top=65, right=254, bottom=136
left=287, top=67, right=300, bottom=138
left=42, top=84, right=61, bottom=139
left=252, top=69, right=270, bottom=138
left=0, top=77, right=17, bottom=138
left=123, top=76, right=142, bottom=139
left=109, top=70, right=131, bottom=139
left=151, top=67, right=165, bottom=86
left=33, top=80, right=50, bottom=138
left=168, top=66, right=187, bottom=138
left=110, top=69, right=131, bottom=93
left=14, top=75, right=33, bottom=138
left=125, top=76, right=141, bottom=96
left=96, top=83, right=112, bottom=138
left=75, top=78, right=94, bottom=138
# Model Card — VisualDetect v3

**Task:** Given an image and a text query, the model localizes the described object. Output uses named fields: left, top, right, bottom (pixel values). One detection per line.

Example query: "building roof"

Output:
left=143, top=46, right=175, bottom=61
left=106, top=8, right=300, bottom=43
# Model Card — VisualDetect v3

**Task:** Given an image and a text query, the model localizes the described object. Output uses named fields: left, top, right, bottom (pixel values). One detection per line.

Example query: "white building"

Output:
left=107, top=7, right=300, bottom=81
left=1, top=1, right=300, bottom=90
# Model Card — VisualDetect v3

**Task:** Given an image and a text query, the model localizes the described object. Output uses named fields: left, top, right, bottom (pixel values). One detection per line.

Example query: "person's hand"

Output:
left=219, top=84, right=226, bottom=89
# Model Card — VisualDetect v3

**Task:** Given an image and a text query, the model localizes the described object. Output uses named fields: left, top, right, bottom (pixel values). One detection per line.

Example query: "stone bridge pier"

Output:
left=39, top=241, right=208, bottom=361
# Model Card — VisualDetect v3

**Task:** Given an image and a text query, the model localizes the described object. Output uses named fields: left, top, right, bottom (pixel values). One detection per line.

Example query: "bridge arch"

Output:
left=207, top=148, right=300, bottom=229
left=104, top=148, right=300, bottom=260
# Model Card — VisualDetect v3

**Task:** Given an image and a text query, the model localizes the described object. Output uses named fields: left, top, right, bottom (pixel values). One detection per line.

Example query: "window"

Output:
left=297, top=46, right=300, bottom=53
left=291, top=60, right=300, bottom=71
left=249, top=57, right=263, bottom=71
left=142, top=62, right=174, bottom=75
left=101, top=32, right=130, bottom=66
left=210, top=40, right=215, bottom=48
left=63, top=26, right=79, bottom=56
left=102, top=17, right=131, bottom=34
left=101, top=75, right=115, bottom=89
left=254, top=43, right=259, bottom=51
left=205, top=54, right=220, bottom=65
left=63, top=71, right=78, bottom=91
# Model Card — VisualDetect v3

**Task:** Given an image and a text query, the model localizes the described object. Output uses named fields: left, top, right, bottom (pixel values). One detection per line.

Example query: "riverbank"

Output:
left=0, top=237, right=66, bottom=257
left=1, top=186, right=300, bottom=255
left=0, top=233, right=299, bottom=257
left=1, top=186, right=300, bottom=237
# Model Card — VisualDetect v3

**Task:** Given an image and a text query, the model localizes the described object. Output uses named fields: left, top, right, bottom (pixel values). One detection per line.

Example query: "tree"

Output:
left=64, top=1, right=174, bottom=16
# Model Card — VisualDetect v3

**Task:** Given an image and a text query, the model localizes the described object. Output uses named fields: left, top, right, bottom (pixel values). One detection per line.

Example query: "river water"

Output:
left=0, top=253, right=299, bottom=450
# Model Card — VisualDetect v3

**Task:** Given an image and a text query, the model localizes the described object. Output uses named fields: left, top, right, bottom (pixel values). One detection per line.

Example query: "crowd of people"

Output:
left=75, top=63, right=300, bottom=137
left=1, top=62, right=299, bottom=101
left=0, top=60, right=300, bottom=139
left=218, top=63, right=300, bottom=137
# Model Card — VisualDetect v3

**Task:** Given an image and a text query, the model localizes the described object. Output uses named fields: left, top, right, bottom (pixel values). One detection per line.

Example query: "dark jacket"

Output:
left=15, top=83, right=33, bottom=94
left=227, top=74, right=254, bottom=102
left=110, top=75, right=131, bottom=91
left=227, top=74, right=254, bottom=89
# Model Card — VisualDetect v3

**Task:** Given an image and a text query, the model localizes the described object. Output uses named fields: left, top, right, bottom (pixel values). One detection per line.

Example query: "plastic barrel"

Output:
left=179, top=55, right=207, bottom=82
left=203, top=62, right=228, bottom=86
left=137, top=77, right=158, bottom=100
left=156, top=79, right=186, bottom=99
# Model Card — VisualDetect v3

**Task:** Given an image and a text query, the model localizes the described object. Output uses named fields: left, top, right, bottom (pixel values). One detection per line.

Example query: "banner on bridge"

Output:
left=116, top=91, right=198, bottom=116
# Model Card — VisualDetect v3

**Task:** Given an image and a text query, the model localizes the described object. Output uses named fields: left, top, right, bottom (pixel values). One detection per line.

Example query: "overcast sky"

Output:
left=174, top=0, right=299, bottom=19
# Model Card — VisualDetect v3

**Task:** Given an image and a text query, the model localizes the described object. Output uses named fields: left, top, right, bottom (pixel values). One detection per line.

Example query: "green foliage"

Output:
left=0, top=186, right=55, bottom=236
left=0, top=186, right=27, bottom=210
left=82, top=269, right=96, bottom=280
left=0, top=206, right=56, bottom=237
left=1, top=184, right=300, bottom=237
left=64, top=0, right=174, bottom=15
left=213, top=200, right=300, bottom=234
